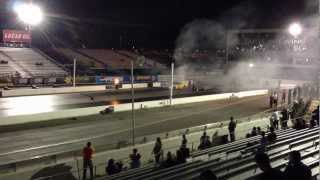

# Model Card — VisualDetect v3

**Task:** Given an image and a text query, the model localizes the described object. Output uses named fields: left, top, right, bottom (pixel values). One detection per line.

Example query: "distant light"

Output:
left=288, top=23, right=302, bottom=37
left=249, top=63, right=254, bottom=68
left=113, top=78, right=120, bottom=85
left=13, top=3, right=43, bottom=26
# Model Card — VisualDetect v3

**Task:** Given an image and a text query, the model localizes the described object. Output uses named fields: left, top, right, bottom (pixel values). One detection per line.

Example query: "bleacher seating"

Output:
left=0, top=47, right=68, bottom=77
left=96, top=127, right=320, bottom=180
left=57, top=48, right=104, bottom=69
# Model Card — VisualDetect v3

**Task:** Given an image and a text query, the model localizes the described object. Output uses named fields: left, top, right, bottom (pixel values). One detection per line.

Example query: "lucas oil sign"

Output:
left=3, top=29, right=32, bottom=43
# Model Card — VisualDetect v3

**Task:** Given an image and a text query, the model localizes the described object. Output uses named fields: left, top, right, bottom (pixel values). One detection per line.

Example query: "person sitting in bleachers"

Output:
left=199, top=170, right=218, bottom=180
left=198, top=136, right=212, bottom=150
left=254, top=153, right=286, bottom=180
left=106, top=159, right=121, bottom=175
left=129, top=148, right=141, bottom=169
left=257, top=131, right=267, bottom=153
left=251, top=127, right=258, bottom=136
left=176, top=144, right=190, bottom=164
left=162, top=151, right=176, bottom=168
left=284, top=151, right=311, bottom=180
left=267, top=127, right=277, bottom=143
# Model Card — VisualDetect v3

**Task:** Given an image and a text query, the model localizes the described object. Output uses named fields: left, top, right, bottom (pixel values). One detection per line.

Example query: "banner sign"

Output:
left=3, top=29, right=32, bottom=43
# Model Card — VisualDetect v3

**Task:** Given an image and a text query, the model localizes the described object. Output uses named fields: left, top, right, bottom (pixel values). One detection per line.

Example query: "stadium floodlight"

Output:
left=288, top=23, right=302, bottom=37
left=248, top=63, right=254, bottom=68
left=13, top=3, right=43, bottom=26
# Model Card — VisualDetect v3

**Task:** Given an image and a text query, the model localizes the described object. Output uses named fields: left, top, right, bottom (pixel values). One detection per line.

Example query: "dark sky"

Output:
left=0, top=0, right=318, bottom=48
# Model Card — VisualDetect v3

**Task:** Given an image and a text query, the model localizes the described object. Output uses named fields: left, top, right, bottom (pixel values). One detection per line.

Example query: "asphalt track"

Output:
left=0, top=94, right=268, bottom=166
left=0, top=88, right=218, bottom=117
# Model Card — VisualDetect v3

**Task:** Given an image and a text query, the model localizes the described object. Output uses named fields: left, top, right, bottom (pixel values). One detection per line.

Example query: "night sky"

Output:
left=0, top=0, right=318, bottom=48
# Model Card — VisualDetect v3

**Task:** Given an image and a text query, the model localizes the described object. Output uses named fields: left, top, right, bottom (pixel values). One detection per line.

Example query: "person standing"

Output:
left=228, top=116, right=237, bottom=142
left=152, top=137, right=162, bottom=164
left=83, top=142, right=94, bottom=180
left=284, top=151, right=311, bottom=180
left=181, top=134, right=187, bottom=147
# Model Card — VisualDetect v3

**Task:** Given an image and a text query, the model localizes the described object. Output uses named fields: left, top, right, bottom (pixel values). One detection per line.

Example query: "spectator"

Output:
left=200, top=132, right=209, bottom=144
left=269, top=94, right=274, bottom=108
left=284, top=151, right=311, bottom=180
left=129, top=148, right=141, bottom=169
left=106, top=159, right=121, bottom=175
left=251, top=127, right=258, bottom=136
left=282, top=90, right=286, bottom=104
left=82, top=142, right=94, bottom=180
left=153, top=137, right=162, bottom=164
left=177, top=144, right=190, bottom=164
left=257, top=127, right=262, bottom=135
left=273, top=93, right=278, bottom=109
left=281, top=109, right=289, bottom=129
left=199, top=170, right=218, bottom=180
left=267, top=127, right=277, bottom=143
left=254, top=153, right=286, bottom=180
left=271, top=111, right=279, bottom=130
left=228, top=116, right=237, bottom=142
left=181, top=134, right=187, bottom=147
left=198, top=136, right=212, bottom=150
left=163, top=151, right=175, bottom=168
left=258, top=131, right=267, bottom=153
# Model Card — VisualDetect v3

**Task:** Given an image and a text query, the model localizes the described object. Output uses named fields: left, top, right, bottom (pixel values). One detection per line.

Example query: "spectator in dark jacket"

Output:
left=284, top=151, right=311, bottom=180
left=228, top=116, right=237, bottom=142
left=254, top=153, right=286, bottom=180
left=267, top=127, right=277, bottom=143
left=153, top=137, right=162, bottom=164
left=106, top=159, right=121, bottom=175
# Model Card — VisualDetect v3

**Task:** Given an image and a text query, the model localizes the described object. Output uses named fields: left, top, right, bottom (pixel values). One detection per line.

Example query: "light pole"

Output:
left=170, top=62, right=174, bottom=106
left=131, top=60, right=135, bottom=145
left=73, top=58, right=77, bottom=87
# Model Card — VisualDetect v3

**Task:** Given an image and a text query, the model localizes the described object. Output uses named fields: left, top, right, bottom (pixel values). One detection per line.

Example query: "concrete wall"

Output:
left=0, top=83, right=151, bottom=97
left=0, top=89, right=268, bottom=127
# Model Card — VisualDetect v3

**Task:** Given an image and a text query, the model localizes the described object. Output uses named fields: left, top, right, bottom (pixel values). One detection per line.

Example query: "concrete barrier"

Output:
left=0, top=89, right=268, bottom=127
left=1, top=83, right=150, bottom=97
left=1, top=85, right=107, bottom=97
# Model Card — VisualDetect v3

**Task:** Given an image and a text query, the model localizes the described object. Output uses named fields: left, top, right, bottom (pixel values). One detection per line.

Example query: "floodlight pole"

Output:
left=131, top=59, right=135, bottom=145
left=73, top=58, right=76, bottom=87
left=170, top=62, right=174, bottom=106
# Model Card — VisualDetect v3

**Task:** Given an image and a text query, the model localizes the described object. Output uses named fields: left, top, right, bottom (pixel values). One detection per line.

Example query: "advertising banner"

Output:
left=3, top=29, right=32, bottom=43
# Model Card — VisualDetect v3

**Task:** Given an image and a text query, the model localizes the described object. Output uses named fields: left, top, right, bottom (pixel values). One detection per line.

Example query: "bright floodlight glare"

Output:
left=248, top=63, right=254, bottom=68
left=288, top=23, right=302, bottom=37
left=14, top=3, right=43, bottom=26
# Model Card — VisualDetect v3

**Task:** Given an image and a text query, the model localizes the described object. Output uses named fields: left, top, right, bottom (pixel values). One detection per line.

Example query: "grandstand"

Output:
left=95, top=127, right=320, bottom=180
left=0, top=47, right=68, bottom=78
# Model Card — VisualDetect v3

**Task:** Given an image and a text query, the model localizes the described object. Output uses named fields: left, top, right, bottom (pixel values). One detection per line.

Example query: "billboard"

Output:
left=3, top=29, right=31, bottom=43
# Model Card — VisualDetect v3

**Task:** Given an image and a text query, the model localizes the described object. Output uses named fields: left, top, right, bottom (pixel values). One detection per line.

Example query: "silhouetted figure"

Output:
left=269, top=94, right=274, bottom=108
left=228, top=116, right=237, bottom=142
left=199, top=170, right=218, bottom=180
left=106, top=159, right=121, bottom=175
left=282, top=90, right=286, bottom=104
left=82, top=142, right=94, bottom=180
left=280, top=109, right=289, bottom=129
left=153, top=137, right=162, bottom=164
left=198, top=136, right=212, bottom=150
left=267, top=127, right=277, bottom=143
left=251, top=127, right=258, bottom=136
left=177, top=144, right=190, bottom=164
left=284, top=151, right=311, bottom=180
left=200, top=132, right=209, bottom=144
left=181, top=134, right=187, bottom=147
left=129, top=148, right=141, bottom=169
left=254, top=153, right=286, bottom=180
left=163, top=151, right=175, bottom=168
left=258, top=131, right=267, bottom=153
left=271, top=112, right=279, bottom=130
